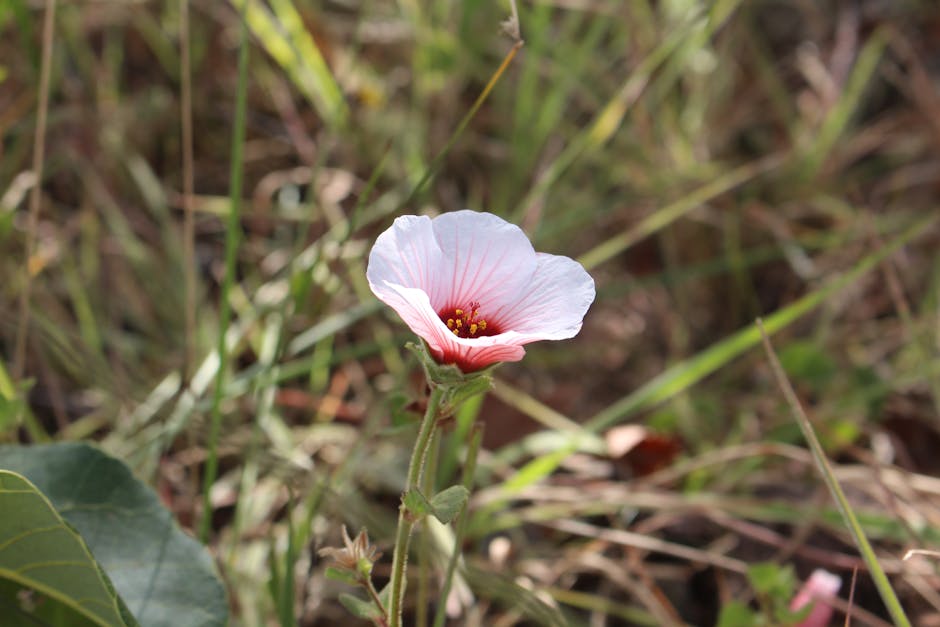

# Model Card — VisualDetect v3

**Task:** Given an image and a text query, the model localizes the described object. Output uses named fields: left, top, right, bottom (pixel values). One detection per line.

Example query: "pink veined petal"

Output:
left=489, top=252, right=596, bottom=341
left=430, top=210, right=539, bottom=312
left=372, top=281, right=528, bottom=370
left=791, top=569, right=842, bottom=627
left=369, top=282, right=457, bottom=356
left=366, top=215, right=449, bottom=308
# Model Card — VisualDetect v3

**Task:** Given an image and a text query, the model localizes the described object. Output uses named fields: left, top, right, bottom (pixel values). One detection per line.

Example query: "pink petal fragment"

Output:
left=790, top=569, right=842, bottom=627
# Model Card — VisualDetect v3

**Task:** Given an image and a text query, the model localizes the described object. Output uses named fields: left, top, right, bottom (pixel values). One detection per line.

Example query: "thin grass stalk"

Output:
left=14, top=0, right=57, bottom=381
left=399, top=40, right=523, bottom=211
left=388, top=385, right=445, bottom=627
left=756, top=319, right=911, bottom=627
left=179, top=0, right=197, bottom=377
left=199, top=0, right=249, bottom=543
left=433, top=423, right=483, bottom=627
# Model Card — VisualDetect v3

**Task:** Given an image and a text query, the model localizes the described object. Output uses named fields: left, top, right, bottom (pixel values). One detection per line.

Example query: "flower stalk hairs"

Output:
left=323, top=210, right=594, bottom=627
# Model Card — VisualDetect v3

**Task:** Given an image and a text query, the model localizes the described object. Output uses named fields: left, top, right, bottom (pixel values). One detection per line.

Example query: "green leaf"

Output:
left=0, top=470, right=135, bottom=627
left=442, top=374, right=493, bottom=416
left=747, top=562, right=796, bottom=600
left=0, top=443, right=228, bottom=627
left=428, top=485, right=470, bottom=524
left=716, top=601, right=758, bottom=627
left=338, top=592, right=382, bottom=620
left=324, top=566, right=360, bottom=587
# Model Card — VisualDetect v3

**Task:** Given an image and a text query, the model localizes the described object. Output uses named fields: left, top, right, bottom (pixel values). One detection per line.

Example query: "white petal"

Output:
left=366, top=215, right=449, bottom=308
left=430, top=210, right=538, bottom=312
left=491, top=252, right=595, bottom=340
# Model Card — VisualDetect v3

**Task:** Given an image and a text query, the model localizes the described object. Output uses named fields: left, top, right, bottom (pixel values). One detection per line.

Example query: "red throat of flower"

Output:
left=439, top=301, right=499, bottom=338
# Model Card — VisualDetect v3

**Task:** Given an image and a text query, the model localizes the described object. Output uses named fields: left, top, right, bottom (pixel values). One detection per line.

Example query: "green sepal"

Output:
left=402, top=488, right=433, bottom=520
left=405, top=342, right=495, bottom=416
left=356, top=557, right=374, bottom=579
left=441, top=374, right=493, bottom=416
left=428, top=485, right=470, bottom=524
left=324, top=566, right=360, bottom=587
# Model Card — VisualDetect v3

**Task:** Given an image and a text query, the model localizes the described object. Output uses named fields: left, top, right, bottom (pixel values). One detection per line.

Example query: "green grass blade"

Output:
left=585, top=213, right=936, bottom=433
left=200, top=0, right=250, bottom=543
left=757, top=319, right=911, bottom=627
left=799, top=28, right=888, bottom=176
left=577, top=153, right=785, bottom=271
left=501, top=213, right=937, bottom=494
left=241, top=0, right=347, bottom=131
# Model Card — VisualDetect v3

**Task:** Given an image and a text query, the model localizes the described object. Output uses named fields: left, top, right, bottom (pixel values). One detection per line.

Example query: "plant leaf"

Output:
left=338, top=592, right=382, bottom=620
left=429, top=485, right=470, bottom=524
left=0, top=470, right=136, bottom=627
left=0, top=442, right=228, bottom=627
left=324, top=566, right=360, bottom=587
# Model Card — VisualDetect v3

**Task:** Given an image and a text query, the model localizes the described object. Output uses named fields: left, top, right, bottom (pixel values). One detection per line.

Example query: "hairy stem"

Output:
left=388, top=385, right=445, bottom=627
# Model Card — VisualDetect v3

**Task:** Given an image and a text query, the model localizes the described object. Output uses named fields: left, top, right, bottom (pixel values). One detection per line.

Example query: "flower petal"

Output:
left=430, top=210, right=539, bottom=312
left=377, top=281, right=527, bottom=371
left=489, top=252, right=595, bottom=341
left=366, top=214, right=449, bottom=307
left=791, top=569, right=841, bottom=627
left=369, top=282, right=456, bottom=356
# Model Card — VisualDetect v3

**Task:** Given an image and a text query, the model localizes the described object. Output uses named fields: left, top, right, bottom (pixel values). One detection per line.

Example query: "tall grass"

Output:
left=2, top=0, right=939, bottom=624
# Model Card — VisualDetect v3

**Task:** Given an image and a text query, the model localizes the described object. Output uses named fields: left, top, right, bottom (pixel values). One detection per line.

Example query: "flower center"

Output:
left=440, top=301, right=496, bottom=338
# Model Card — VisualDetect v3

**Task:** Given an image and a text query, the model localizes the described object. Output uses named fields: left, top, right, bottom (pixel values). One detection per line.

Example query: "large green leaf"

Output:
left=0, top=470, right=136, bottom=627
left=0, top=443, right=228, bottom=627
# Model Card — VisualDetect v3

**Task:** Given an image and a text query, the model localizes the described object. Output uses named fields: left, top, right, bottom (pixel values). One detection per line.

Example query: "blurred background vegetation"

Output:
left=2, top=0, right=940, bottom=625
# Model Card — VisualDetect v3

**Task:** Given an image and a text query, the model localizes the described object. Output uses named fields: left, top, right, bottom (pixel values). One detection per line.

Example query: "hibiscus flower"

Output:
left=367, top=210, right=595, bottom=372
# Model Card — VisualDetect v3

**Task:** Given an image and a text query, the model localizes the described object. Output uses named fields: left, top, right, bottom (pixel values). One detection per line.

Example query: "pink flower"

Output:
left=790, top=569, right=842, bottom=627
left=367, top=211, right=595, bottom=372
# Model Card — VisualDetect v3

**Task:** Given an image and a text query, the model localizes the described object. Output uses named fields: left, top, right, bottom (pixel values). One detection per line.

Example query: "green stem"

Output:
left=363, top=576, right=388, bottom=626
left=398, top=40, right=523, bottom=212
left=388, top=385, right=446, bottom=627
left=416, top=429, right=440, bottom=627
left=199, top=0, right=249, bottom=543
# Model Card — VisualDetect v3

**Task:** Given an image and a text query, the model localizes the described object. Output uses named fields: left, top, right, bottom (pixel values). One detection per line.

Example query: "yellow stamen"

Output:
left=440, top=301, right=493, bottom=339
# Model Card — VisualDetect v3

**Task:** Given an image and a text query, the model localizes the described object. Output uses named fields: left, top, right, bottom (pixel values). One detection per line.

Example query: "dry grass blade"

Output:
left=179, top=0, right=196, bottom=377
left=13, top=0, right=56, bottom=380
